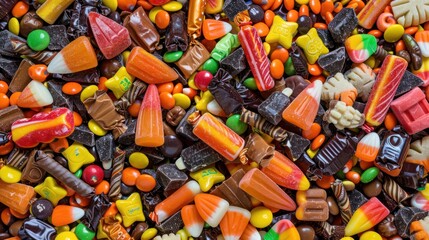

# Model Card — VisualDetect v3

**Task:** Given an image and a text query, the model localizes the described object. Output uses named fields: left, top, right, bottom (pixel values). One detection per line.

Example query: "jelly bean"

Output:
left=74, top=169, right=83, bottom=179
left=129, top=152, right=149, bottom=169
left=160, top=92, right=175, bottom=110
left=287, top=9, right=299, bottom=22
left=155, top=10, right=170, bottom=29
left=173, top=93, right=191, bottom=109
left=310, top=0, right=321, bottom=14
left=135, top=174, right=157, bottom=192
left=8, top=17, right=20, bottom=35
left=360, top=167, right=379, bottom=184
left=75, top=223, right=96, bottom=240
left=56, top=231, right=79, bottom=240
left=62, top=82, right=82, bottom=95
left=80, top=85, right=99, bottom=102
left=0, top=165, right=22, bottom=183
left=202, top=58, right=219, bottom=75
left=162, top=1, right=182, bottom=11
left=12, top=1, right=29, bottom=18
left=264, top=10, right=275, bottom=27
left=226, top=114, right=248, bottom=135
left=345, top=171, right=360, bottom=184
left=27, top=29, right=50, bottom=51
left=163, top=51, right=183, bottom=63
left=310, top=134, right=325, bottom=150
left=384, top=112, right=397, bottom=130
left=250, top=206, right=273, bottom=228
left=28, top=64, right=49, bottom=82
left=270, top=59, right=284, bottom=79
left=270, top=47, right=289, bottom=63
left=157, top=82, right=174, bottom=93
left=95, top=180, right=110, bottom=195
left=121, top=167, right=141, bottom=186
left=0, top=93, right=10, bottom=109
left=384, top=24, right=404, bottom=43
left=142, top=228, right=158, bottom=240
left=194, top=71, right=213, bottom=91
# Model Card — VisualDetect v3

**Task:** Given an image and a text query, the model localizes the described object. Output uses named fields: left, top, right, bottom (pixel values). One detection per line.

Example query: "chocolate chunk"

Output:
left=140, top=147, right=165, bottom=165
left=7, top=148, right=31, bottom=170
left=31, top=199, right=53, bottom=221
left=0, top=30, right=24, bottom=57
left=328, top=8, right=358, bottom=43
left=117, top=119, right=136, bottom=146
left=41, top=25, right=69, bottom=51
left=20, top=11, right=43, bottom=38
left=176, top=106, right=199, bottom=142
left=47, top=80, right=73, bottom=109
left=179, top=141, right=224, bottom=172
left=53, top=68, right=100, bottom=84
left=258, top=90, right=290, bottom=125
left=208, top=69, right=243, bottom=115
left=260, top=78, right=286, bottom=99
left=68, top=125, right=96, bottom=147
left=291, top=43, right=309, bottom=79
left=160, top=135, right=183, bottom=159
left=234, top=80, right=263, bottom=112
left=395, top=70, right=424, bottom=97
left=9, top=59, right=34, bottom=93
left=156, top=210, right=184, bottom=235
left=176, top=40, right=210, bottom=78
left=284, top=75, right=309, bottom=100
left=142, top=192, right=163, bottom=213
left=0, top=105, right=24, bottom=132
left=211, top=169, right=252, bottom=210
left=395, top=162, right=426, bottom=190
left=83, top=194, right=111, bottom=231
left=21, top=149, right=46, bottom=184
left=295, top=152, right=322, bottom=181
left=96, top=134, right=115, bottom=163
left=165, top=11, right=188, bottom=52
left=124, top=7, right=160, bottom=52
left=317, top=47, right=346, bottom=75
left=219, top=48, right=247, bottom=77
left=0, top=0, right=18, bottom=19
left=394, top=207, right=429, bottom=238
left=222, top=0, right=248, bottom=21
left=314, top=132, right=357, bottom=175
left=281, top=131, right=311, bottom=161
left=18, top=218, right=56, bottom=240
left=100, top=59, right=122, bottom=79
left=0, top=56, right=21, bottom=81
left=377, top=214, right=397, bottom=238
left=348, top=189, right=368, bottom=213
left=375, top=127, right=410, bottom=177
left=317, top=29, right=336, bottom=50
left=156, top=164, right=188, bottom=192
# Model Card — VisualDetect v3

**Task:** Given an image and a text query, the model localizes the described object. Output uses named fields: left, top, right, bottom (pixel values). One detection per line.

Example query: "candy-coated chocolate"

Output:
left=27, top=29, right=50, bottom=51
left=74, top=223, right=96, bottom=240
left=0, top=165, right=21, bottom=183
left=250, top=206, right=273, bottom=228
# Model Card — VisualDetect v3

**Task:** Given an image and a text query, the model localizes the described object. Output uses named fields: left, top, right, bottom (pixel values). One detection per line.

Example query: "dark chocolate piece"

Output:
left=180, top=141, right=224, bottom=172
left=165, top=11, right=188, bottom=52
left=117, top=119, right=136, bottom=146
left=208, top=69, right=243, bottom=115
left=47, top=81, right=73, bottom=109
left=348, top=189, right=368, bottom=213
left=131, top=222, right=148, bottom=240
left=258, top=90, right=290, bottom=125
left=142, top=192, right=163, bottom=213
left=160, top=135, right=183, bottom=158
left=176, top=106, right=199, bottom=142
left=317, top=47, right=346, bottom=75
left=317, top=29, right=336, bottom=50
left=395, top=70, right=424, bottom=97
left=219, top=47, right=247, bottom=77
left=235, top=80, right=263, bottom=112
left=0, top=105, right=24, bottom=132
left=123, top=7, right=160, bottom=52
left=96, top=134, right=115, bottom=164
left=18, top=218, right=56, bottom=240
left=156, top=211, right=184, bottom=235
left=53, top=68, right=100, bottom=84
left=83, top=193, right=111, bottom=231
left=295, top=152, right=322, bottom=181
left=156, top=164, right=188, bottom=192
left=9, top=59, right=34, bottom=93
left=0, top=30, right=24, bottom=57
left=100, top=59, right=122, bottom=79
left=395, top=162, right=426, bottom=189
left=281, top=131, right=311, bottom=162
left=394, top=207, right=429, bottom=238
left=0, top=0, right=18, bottom=19
left=20, top=11, right=43, bottom=38
left=31, top=199, right=53, bottom=221
left=68, top=125, right=96, bottom=147
left=314, top=132, right=357, bottom=175
left=222, top=0, right=248, bottom=21
left=290, top=43, right=309, bottom=79
left=42, top=25, right=70, bottom=51
left=0, top=56, right=20, bottom=81
left=121, top=182, right=136, bottom=195
left=328, top=8, right=358, bottom=43
left=284, top=75, right=309, bottom=100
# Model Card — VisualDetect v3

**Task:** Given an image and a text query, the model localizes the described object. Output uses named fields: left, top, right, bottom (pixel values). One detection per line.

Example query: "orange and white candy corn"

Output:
left=202, top=19, right=232, bottom=40
left=194, top=193, right=229, bottom=227
left=17, top=80, right=53, bottom=108
left=181, top=205, right=204, bottom=238
left=51, top=205, right=85, bottom=227
left=241, top=224, right=261, bottom=240
left=355, top=132, right=380, bottom=162
left=220, top=206, right=251, bottom=240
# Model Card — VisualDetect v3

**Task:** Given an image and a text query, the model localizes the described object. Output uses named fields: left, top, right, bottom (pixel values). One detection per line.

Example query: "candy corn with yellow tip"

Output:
left=264, top=219, right=300, bottom=240
left=194, top=193, right=229, bottom=227
left=150, top=180, right=201, bottom=223
left=181, top=205, right=204, bottom=238
left=51, top=205, right=85, bottom=227
left=47, top=36, right=98, bottom=74
left=261, top=151, right=310, bottom=190
left=355, top=132, right=380, bottom=162
left=345, top=197, right=389, bottom=236
left=220, top=206, right=251, bottom=240
left=239, top=168, right=296, bottom=211
left=241, top=224, right=261, bottom=240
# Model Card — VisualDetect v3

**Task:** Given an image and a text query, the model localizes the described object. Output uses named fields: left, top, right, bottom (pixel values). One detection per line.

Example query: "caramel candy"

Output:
left=123, top=7, right=160, bottom=52
left=245, top=133, right=275, bottom=167
left=0, top=105, right=24, bottom=132
left=176, top=40, right=210, bottom=79
left=296, top=189, right=329, bottom=221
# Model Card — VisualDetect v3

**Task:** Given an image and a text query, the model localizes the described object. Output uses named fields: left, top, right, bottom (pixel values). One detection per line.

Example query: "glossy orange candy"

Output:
left=121, top=167, right=141, bottom=186
left=11, top=1, right=29, bottom=18
left=135, top=174, right=156, bottom=192
left=155, top=10, right=170, bottom=29
left=62, top=82, right=82, bottom=95
left=0, top=81, right=8, bottom=94
left=0, top=93, right=9, bottom=109
left=28, top=64, right=49, bottom=82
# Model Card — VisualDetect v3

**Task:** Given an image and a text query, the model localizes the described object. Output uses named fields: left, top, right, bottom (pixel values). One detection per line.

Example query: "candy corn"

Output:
left=261, top=151, right=310, bottom=190
left=264, top=219, right=300, bottom=240
left=135, top=84, right=164, bottom=147
left=202, top=19, right=232, bottom=40
left=345, top=197, right=390, bottom=236
left=47, top=36, right=98, bottom=74
left=241, top=224, right=261, bottom=240
left=411, top=183, right=429, bottom=211
left=282, top=80, right=323, bottom=131
left=239, top=168, right=296, bottom=211
left=220, top=206, right=251, bottom=240
left=194, top=193, right=229, bottom=227
left=355, top=132, right=380, bottom=162
left=181, top=205, right=204, bottom=238
left=51, top=205, right=85, bottom=227
left=17, top=80, right=53, bottom=108
left=150, top=180, right=201, bottom=223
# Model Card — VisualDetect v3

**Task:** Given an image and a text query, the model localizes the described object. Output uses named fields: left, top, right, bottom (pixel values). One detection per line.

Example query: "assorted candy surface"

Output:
left=3, top=0, right=429, bottom=239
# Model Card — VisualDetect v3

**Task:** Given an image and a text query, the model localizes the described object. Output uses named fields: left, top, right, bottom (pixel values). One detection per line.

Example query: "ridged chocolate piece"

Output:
left=394, top=207, right=429, bottom=238
left=156, top=164, right=188, bottom=192
left=9, top=58, right=33, bottom=92
left=180, top=141, right=224, bottom=172
left=156, top=211, right=184, bottom=235
left=211, top=169, right=252, bottom=210
left=0, top=105, right=24, bottom=132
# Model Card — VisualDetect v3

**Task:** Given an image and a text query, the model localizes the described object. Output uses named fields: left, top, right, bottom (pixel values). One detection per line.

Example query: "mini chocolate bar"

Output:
left=219, top=48, right=247, bottom=77
left=165, top=11, right=188, bottom=52
left=156, top=164, right=188, bottom=192
left=395, top=162, right=427, bottom=190
left=222, top=0, right=248, bottom=21
left=178, top=141, right=224, bottom=172
left=176, top=40, right=210, bottom=79
left=53, top=68, right=100, bottom=84
left=317, top=47, right=347, bottom=75
left=295, top=152, right=323, bottom=181
left=176, top=106, right=199, bottom=142
left=9, top=59, right=33, bottom=92
left=394, top=207, right=429, bottom=238
left=328, top=8, right=358, bottom=43
left=0, top=105, right=24, bottom=132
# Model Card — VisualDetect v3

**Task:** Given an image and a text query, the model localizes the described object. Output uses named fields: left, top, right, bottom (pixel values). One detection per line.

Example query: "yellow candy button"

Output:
left=128, top=152, right=149, bottom=169
left=173, top=93, right=191, bottom=109
left=0, top=165, right=22, bottom=183
left=190, top=166, right=225, bottom=192
left=195, top=91, right=213, bottom=112
left=80, top=85, right=99, bottom=102
left=55, top=231, right=78, bottom=240
left=149, top=7, right=163, bottom=23
left=8, top=17, right=20, bottom=35
left=384, top=24, right=404, bottom=43
left=88, top=119, right=107, bottom=136
left=141, top=228, right=158, bottom=240
left=162, top=1, right=182, bottom=12
left=105, top=66, right=134, bottom=99
left=250, top=206, right=273, bottom=228
left=101, top=0, right=117, bottom=11
left=359, top=231, right=382, bottom=240
left=116, top=192, right=145, bottom=227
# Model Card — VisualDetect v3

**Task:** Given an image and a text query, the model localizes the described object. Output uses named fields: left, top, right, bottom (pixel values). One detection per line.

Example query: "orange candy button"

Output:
left=136, top=174, right=157, bottom=192
left=121, top=167, right=141, bottom=186
left=270, top=59, right=284, bottom=79
left=95, top=180, right=110, bottom=195
left=62, top=82, right=82, bottom=95
left=0, top=93, right=9, bottom=109
left=155, top=10, right=170, bottom=29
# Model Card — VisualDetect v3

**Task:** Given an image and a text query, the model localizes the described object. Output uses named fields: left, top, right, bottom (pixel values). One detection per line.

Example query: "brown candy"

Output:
left=84, top=91, right=127, bottom=139
left=166, top=106, right=186, bottom=126
left=362, top=179, right=382, bottom=197
left=244, top=133, right=274, bottom=167
left=377, top=214, right=398, bottom=238
left=101, top=216, right=132, bottom=240
left=131, top=222, right=148, bottom=239
left=123, top=7, right=160, bottom=52
left=211, top=169, right=252, bottom=210
left=296, top=225, right=315, bottom=240
left=0, top=105, right=24, bottom=132
left=296, top=189, right=329, bottom=221
left=9, top=59, right=33, bottom=93
left=20, top=11, right=43, bottom=37
left=187, top=0, right=206, bottom=39
left=21, top=149, right=47, bottom=184
left=163, top=122, right=176, bottom=136
left=327, top=196, right=339, bottom=216
left=100, top=59, right=122, bottom=78
left=175, top=40, right=210, bottom=78
left=9, top=220, right=24, bottom=237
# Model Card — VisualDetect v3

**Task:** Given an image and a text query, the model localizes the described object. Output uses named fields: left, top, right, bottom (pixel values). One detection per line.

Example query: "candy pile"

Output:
left=1, top=0, right=429, bottom=239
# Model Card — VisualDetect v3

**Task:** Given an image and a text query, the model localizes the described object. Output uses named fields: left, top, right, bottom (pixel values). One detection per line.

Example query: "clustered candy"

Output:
left=2, top=0, right=429, bottom=239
